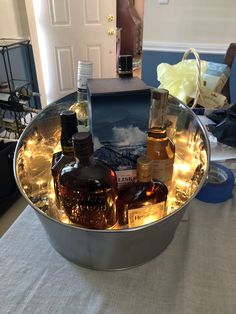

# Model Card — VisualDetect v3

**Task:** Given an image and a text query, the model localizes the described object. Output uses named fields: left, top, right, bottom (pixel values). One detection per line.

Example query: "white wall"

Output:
left=0, top=0, right=29, bottom=38
left=143, top=0, right=236, bottom=52
left=135, top=0, right=144, bottom=23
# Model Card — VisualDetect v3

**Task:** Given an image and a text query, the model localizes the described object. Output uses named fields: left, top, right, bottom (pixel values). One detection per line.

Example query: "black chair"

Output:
left=222, top=43, right=236, bottom=104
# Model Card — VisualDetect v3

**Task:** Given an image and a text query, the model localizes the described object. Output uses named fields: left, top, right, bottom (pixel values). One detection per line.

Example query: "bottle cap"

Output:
left=118, top=55, right=133, bottom=75
left=77, top=60, right=93, bottom=75
left=60, top=110, right=77, bottom=127
left=137, top=156, right=152, bottom=182
left=152, top=88, right=169, bottom=103
left=77, top=60, right=93, bottom=89
left=72, top=132, right=94, bottom=158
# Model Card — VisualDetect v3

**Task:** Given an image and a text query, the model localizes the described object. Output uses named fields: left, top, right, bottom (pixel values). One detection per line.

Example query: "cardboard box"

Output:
left=189, top=62, right=230, bottom=111
left=87, top=77, right=151, bottom=187
left=202, top=61, right=230, bottom=93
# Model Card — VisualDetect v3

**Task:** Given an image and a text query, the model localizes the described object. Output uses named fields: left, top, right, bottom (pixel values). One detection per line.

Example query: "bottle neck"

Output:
left=77, top=88, right=87, bottom=102
left=148, top=127, right=167, bottom=139
left=136, top=156, right=152, bottom=183
left=61, top=125, right=78, bottom=150
left=137, top=173, right=151, bottom=183
left=61, top=145, right=74, bottom=156
left=149, top=98, right=166, bottom=130
left=76, top=155, right=92, bottom=166
left=73, top=134, right=94, bottom=165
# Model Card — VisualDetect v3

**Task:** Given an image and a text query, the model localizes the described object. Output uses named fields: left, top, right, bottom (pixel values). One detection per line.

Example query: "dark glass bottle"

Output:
left=51, top=110, right=78, bottom=207
left=147, top=88, right=175, bottom=188
left=118, top=55, right=133, bottom=78
left=59, top=132, right=118, bottom=230
left=118, top=156, right=168, bottom=228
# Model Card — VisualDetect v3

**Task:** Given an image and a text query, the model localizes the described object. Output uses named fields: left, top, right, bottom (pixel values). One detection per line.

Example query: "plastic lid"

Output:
left=60, top=110, right=77, bottom=128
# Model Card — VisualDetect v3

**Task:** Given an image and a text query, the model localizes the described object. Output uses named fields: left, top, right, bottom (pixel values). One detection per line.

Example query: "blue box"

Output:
left=87, top=77, right=151, bottom=141
left=87, top=77, right=151, bottom=187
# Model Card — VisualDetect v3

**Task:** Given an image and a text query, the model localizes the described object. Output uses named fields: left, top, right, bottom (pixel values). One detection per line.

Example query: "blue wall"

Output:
left=142, top=50, right=236, bottom=103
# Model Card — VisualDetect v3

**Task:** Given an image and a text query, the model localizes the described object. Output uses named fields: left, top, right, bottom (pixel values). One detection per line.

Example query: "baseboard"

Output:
left=143, top=41, right=228, bottom=55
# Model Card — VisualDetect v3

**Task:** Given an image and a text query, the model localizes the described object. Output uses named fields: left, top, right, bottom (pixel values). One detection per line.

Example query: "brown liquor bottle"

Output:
left=118, top=156, right=168, bottom=228
left=147, top=89, right=175, bottom=187
left=51, top=110, right=78, bottom=207
left=59, top=132, right=118, bottom=230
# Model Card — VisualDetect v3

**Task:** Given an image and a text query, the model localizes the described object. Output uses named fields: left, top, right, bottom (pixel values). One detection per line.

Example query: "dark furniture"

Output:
left=117, top=0, right=142, bottom=56
left=222, top=43, right=236, bottom=104
left=0, top=38, right=40, bottom=139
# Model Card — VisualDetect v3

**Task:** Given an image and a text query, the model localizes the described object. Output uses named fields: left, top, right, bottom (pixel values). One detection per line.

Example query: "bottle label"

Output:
left=128, top=202, right=166, bottom=228
left=152, top=158, right=174, bottom=182
left=116, top=169, right=136, bottom=188
left=77, top=77, right=88, bottom=90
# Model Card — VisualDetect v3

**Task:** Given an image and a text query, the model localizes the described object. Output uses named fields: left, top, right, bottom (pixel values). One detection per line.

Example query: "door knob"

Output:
left=107, top=14, right=114, bottom=22
left=107, top=28, right=115, bottom=36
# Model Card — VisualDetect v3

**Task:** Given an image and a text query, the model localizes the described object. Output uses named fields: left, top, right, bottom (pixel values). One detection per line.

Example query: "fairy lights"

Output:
left=16, top=122, right=207, bottom=228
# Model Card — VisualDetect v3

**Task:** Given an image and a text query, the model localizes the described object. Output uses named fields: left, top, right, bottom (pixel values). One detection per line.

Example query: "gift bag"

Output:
left=157, top=48, right=230, bottom=110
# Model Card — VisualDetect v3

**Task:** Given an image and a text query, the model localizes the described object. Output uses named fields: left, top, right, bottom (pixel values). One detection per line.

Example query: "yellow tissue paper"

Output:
left=157, top=59, right=208, bottom=104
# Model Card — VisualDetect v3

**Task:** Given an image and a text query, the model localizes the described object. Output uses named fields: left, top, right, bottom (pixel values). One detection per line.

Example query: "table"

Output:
left=1, top=192, right=236, bottom=314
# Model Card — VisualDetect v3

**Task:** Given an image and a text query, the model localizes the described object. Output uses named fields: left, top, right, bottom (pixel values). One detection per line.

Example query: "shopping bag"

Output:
left=157, top=48, right=230, bottom=110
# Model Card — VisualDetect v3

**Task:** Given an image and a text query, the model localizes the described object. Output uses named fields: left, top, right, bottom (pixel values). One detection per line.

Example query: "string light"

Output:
left=16, top=125, right=207, bottom=228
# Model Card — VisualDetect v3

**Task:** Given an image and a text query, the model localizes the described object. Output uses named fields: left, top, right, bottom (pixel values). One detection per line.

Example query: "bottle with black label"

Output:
left=51, top=110, right=78, bottom=208
left=118, top=55, right=133, bottom=78
left=118, top=156, right=168, bottom=228
left=59, top=132, right=118, bottom=230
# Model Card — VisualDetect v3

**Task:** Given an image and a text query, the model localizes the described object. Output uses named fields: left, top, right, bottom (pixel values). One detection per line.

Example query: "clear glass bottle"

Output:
left=118, top=156, right=168, bottom=228
left=59, top=132, right=118, bottom=230
left=51, top=110, right=78, bottom=208
left=147, top=88, right=175, bottom=187
left=69, top=60, right=93, bottom=132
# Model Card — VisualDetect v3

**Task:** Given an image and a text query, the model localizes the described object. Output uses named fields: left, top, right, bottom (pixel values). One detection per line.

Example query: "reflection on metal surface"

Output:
left=13, top=96, right=210, bottom=270
left=15, top=98, right=208, bottom=229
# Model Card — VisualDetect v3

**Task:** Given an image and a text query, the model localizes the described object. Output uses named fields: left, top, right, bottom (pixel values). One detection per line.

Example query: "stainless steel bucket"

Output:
left=14, top=96, right=210, bottom=270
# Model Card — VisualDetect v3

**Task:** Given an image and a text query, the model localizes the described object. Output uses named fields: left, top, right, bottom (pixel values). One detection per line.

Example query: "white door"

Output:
left=25, top=0, right=117, bottom=107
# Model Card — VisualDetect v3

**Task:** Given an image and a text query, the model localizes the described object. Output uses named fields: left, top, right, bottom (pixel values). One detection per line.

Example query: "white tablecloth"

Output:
left=1, top=192, right=236, bottom=314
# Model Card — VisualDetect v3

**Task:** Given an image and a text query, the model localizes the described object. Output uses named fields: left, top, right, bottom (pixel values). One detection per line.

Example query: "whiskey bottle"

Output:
left=147, top=88, right=175, bottom=187
left=69, top=60, right=93, bottom=132
left=118, top=156, right=168, bottom=228
left=118, top=55, right=133, bottom=78
left=59, top=132, right=118, bottom=230
left=51, top=110, right=78, bottom=207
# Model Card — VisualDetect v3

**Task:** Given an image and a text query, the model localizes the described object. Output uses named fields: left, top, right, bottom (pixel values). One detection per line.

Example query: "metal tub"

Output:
left=14, top=96, right=210, bottom=270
